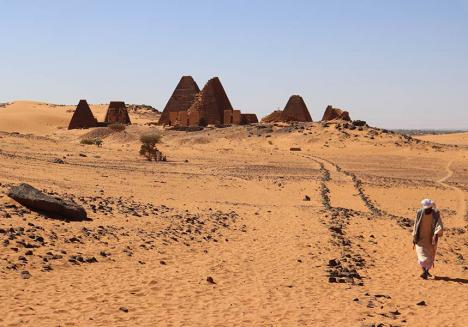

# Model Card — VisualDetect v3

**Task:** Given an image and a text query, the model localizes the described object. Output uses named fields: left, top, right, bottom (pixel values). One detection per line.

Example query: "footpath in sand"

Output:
left=0, top=102, right=467, bottom=326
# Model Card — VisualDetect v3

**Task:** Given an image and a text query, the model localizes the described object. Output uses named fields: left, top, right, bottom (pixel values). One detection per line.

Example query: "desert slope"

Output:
left=415, top=132, right=468, bottom=146
left=0, top=102, right=467, bottom=326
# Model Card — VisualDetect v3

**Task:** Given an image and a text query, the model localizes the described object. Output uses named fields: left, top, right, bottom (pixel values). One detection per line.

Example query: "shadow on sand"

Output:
left=434, top=276, right=468, bottom=284
left=35, top=210, right=93, bottom=222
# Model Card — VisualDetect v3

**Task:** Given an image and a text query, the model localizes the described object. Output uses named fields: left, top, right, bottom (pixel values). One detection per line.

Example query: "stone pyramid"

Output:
left=104, top=101, right=131, bottom=124
left=282, top=95, right=313, bottom=122
left=187, top=77, right=233, bottom=125
left=158, top=76, right=200, bottom=125
left=321, top=105, right=351, bottom=121
left=68, top=100, right=98, bottom=130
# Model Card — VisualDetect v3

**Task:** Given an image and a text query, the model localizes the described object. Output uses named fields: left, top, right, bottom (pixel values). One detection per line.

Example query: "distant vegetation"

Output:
left=80, top=137, right=103, bottom=147
left=139, top=133, right=166, bottom=161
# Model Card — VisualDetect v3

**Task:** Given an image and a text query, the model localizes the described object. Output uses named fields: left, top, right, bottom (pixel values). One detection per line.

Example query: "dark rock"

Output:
left=417, top=300, right=427, bottom=306
left=303, top=195, right=311, bottom=201
left=353, top=120, right=367, bottom=127
left=7, top=183, right=87, bottom=221
left=85, top=256, right=97, bottom=263
left=119, top=306, right=129, bottom=313
left=69, top=255, right=84, bottom=263
left=20, top=270, right=31, bottom=279
left=328, top=277, right=337, bottom=283
left=328, top=259, right=340, bottom=267
left=51, top=158, right=65, bottom=164
left=206, top=276, right=216, bottom=284
left=290, top=147, right=302, bottom=151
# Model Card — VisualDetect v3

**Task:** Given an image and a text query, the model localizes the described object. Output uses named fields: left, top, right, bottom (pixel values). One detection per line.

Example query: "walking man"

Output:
left=412, top=199, right=444, bottom=279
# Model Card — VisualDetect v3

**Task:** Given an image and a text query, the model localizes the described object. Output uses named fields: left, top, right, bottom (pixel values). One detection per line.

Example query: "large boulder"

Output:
left=7, top=183, right=87, bottom=221
left=321, top=105, right=351, bottom=121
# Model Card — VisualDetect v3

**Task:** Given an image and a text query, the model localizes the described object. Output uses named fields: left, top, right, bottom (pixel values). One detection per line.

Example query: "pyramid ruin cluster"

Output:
left=262, top=95, right=352, bottom=123
left=158, top=76, right=258, bottom=126
left=68, top=100, right=131, bottom=130
left=68, top=77, right=354, bottom=131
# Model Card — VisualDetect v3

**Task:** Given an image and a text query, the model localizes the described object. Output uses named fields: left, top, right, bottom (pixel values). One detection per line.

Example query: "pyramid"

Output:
left=68, top=100, right=98, bottom=130
left=187, top=77, right=234, bottom=125
left=282, top=95, right=313, bottom=122
left=321, top=105, right=351, bottom=121
left=240, top=113, right=258, bottom=125
left=158, top=76, right=200, bottom=125
left=104, top=101, right=131, bottom=125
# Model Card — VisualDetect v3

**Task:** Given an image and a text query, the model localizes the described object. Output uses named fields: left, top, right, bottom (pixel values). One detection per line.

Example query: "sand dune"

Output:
left=0, top=102, right=466, bottom=326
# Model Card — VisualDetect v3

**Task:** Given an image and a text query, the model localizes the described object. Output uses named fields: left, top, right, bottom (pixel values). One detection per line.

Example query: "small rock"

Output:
left=417, top=300, right=427, bottom=306
left=303, top=195, right=311, bottom=201
left=328, top=259, right=340, bottom=267
left=52, top=158, right=65, bottom=164
left=206, top=276, right=216, bottom=284
left=20, top=270, right=31, bottom=279
left=119, top=306, right=129, bottom=313
left=85, top=257, right=97, bottom=263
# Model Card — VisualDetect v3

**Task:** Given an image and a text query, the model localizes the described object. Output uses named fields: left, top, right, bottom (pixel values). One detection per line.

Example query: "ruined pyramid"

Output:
left=321, top=105, right=351, bottom=121
left=187, top=77, right=234, bottom=125
left=104, top=101, right=131, bottom=125
left=282, top=95, right=313, bottom=122
left=158, top=76, right=200, bottom=125
left=68, top=99, right=98, bottom=130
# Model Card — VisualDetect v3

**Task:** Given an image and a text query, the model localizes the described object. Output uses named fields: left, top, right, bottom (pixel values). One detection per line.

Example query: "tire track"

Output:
left=437, top=159, right=467, bottom=227
left=303, top=154, right=413, bottom=230
left=305, top=156, right=366, bottom=286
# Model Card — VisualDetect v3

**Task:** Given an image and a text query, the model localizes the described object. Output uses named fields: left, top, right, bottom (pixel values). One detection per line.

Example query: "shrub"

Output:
left=140, top=133, right=162, bottom=145
left=139, top=133, right=165, bottom=161
left=80, top=138, right=103, bottom=147
left=108, top=123, right=126, bottom=132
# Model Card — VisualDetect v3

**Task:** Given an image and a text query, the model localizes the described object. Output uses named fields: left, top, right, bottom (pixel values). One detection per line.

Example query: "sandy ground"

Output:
left=0, top=101, right=467, bottom=326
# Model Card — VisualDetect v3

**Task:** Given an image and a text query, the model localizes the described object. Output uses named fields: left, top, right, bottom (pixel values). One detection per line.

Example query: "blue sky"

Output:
left=1, top=0, right=467, bottom=128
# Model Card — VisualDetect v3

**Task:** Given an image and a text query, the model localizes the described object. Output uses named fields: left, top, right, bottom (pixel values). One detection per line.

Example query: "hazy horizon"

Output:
left=1, top=0, right=467, bottom=129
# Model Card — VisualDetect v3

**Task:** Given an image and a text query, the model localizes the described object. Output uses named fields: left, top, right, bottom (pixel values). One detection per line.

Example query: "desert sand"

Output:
left=0, top=101, right=467, bottom=326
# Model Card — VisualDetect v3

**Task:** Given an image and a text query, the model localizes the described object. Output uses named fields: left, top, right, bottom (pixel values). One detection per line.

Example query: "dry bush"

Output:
left=80, top=138, right=103, bottom=147
left=139, top=133, right=165, bottom=161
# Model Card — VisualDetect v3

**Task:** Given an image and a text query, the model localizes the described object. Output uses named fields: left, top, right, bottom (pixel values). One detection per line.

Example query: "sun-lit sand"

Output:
left=0, top=101, right=467, bottom=326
